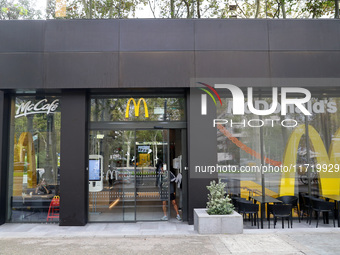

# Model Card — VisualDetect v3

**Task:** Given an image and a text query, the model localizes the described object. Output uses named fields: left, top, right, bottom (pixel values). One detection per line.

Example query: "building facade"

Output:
left=0, top=19, right=339, bottom=226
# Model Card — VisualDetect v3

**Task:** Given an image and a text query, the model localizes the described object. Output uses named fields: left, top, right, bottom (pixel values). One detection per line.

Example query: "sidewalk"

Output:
left=0, top=220, right=195, bottom=238
left=1, top=221, right=340, bottom=255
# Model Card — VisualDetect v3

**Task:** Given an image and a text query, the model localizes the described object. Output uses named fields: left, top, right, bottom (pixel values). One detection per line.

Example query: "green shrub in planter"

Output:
left=206, top=179, right=234, bottom=215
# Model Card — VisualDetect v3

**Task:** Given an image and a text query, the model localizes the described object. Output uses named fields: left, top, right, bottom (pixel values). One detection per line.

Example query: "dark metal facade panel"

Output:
left=188, top=179, right=213, bottom=224
left=187, top=89, right=217, bottom=224
left=60, top=90, right=88, bottom=226
left=0, top=92, right=9, bottom=225
left=120, top=20, right=195, bottom=51
left=45, top=20, right=119, bottom=52
left=269, top=78, right=340, bottom=88
left=119, top=52, right=195, bottom=87
left=0, top=91, right=3, bottom=225
left=195, top=51, right=270, bottom=78
left=195, top=19, right=269, bottom=51
left=0, top=53, right=44, bottom=89
left=45, top=52, right=119, bottom=88
left=268, top=20, right=340, bottom=51
left=0, top=20, right=339, bottom=90
left=270, top=52, right=340, bottom=78
left=0, top=21, right=44, bottom=52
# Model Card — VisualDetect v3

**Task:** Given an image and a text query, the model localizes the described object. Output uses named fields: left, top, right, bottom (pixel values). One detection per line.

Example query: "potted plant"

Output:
left=194, top=179, right=243, bottom=234
left=206, top=180, right=234, bottom=215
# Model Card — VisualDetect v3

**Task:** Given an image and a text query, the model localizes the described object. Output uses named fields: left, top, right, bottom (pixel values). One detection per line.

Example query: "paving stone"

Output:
left=1, top=222, right=340, bottom=254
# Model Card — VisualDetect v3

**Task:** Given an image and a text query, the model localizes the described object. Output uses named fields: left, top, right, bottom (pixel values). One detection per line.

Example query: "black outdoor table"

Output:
left=251, top=195, right=282, bottom=229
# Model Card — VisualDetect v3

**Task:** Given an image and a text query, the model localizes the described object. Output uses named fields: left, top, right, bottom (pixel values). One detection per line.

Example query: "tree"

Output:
left=0, top=0, right=42, bottom=19
left=225, top=0, right=338, bottom=19
left=2, top=0, right=339, bottom=19
left=303, top=0, right=336, bottom=18
left=46, top=0, right=147, bottom=19
left=147, top=0, right=228, bottom=18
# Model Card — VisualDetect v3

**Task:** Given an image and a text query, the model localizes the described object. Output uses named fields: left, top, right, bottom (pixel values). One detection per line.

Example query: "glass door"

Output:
left=88, top=130, right=136, bottom=222
left=135, top=130, right=169, bottom=221
left=88, top=129, right=169, bottom=222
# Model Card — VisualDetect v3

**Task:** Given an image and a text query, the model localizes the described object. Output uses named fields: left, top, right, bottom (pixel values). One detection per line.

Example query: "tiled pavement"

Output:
left=1, top=220, right=340, bottom=254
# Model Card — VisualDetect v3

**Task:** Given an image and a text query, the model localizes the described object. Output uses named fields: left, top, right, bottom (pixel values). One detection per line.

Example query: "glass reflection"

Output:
left=90, top=97, right=185, bottom=122
left=217, top=91, right=340, bottom=227
left=9, top=96, right=61, bottom=222
left=88, top=129, right=170, bottom=222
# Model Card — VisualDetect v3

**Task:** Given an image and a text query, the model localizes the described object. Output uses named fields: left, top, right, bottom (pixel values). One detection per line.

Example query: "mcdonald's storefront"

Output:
left=0, top=19, right=340, bottom=227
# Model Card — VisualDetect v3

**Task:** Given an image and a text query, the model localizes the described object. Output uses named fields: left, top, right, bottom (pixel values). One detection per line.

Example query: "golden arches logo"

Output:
left=13, top=132, right=37, bottom=196
left=280, top=125, right=340, bottom=196
left=125, top=98, right=149, bottom=118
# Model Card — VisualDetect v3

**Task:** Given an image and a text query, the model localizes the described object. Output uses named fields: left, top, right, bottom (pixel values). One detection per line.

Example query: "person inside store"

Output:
left=35, top=178, right=51, bottom=195
left=159, top=165, right=181, bottom=221
left=155, top=158, right=162, bottom=187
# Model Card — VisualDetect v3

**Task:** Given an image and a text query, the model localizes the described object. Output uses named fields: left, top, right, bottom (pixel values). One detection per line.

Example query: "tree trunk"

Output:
left=197, top=0, right=201, bottom=18
left=171, top=0, right=174, bottom=18
left=255, top=0, right=260, bottom=18
left=335, top=0, right=339, bottom=19
left=81, top=0, right=90, bottom=18
left=148, top=0, right=157, bottom=18
left=182, top=0, right=191, bottom=18
left=109, top=2, right=113, bottom=18
left=281, top=0, right=286, bottom=19
left=126, top=131, right=133, bottom=168
left=117, top=0, right=121, bottom=18
left=89, top=0, right=92, bottom=19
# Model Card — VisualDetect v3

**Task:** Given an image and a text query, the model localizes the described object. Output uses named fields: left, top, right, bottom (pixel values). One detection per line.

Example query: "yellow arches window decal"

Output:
left=14, top=132, right=37, bottom=196
left=218, top=123, right=340, bottom=197
left=125, top=98, right=149, bottom=118
left=280, top=125, right=340, bottom=197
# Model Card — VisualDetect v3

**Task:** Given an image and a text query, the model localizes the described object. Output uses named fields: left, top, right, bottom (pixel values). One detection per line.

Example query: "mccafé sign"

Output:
left=15, top=99, right=59, bottom=118
left=125, top=98, right=149, bottom=118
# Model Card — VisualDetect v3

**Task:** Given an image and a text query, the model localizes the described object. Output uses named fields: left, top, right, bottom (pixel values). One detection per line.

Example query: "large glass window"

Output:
left=217, top=89, right=340, bottom=226
left=90, top=97, right=185, bottom=122
left=216, top=94, right=299, bottom=199
left=8, top=96, right=61, bottom=222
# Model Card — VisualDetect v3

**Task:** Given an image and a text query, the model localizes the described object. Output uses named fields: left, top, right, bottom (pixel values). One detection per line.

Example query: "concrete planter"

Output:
left=194, top=208, right=243, bottom=234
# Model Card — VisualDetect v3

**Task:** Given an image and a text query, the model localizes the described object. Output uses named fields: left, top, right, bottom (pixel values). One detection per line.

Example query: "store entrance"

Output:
left=88, top=129, right=184, bottom=222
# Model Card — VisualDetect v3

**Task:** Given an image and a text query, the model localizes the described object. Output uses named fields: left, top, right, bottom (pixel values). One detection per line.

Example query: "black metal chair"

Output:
left=276, top=195, right=300, bottom=222
left=268, top=204, right=293, bottom=229
left=238, top=200, right=259, bottom=228
left=309, top=198, right=335, bottom=228
left=231, top=195, right=241, bottom=212
left=231, top=196, right=248, bottom=213
left=300, top=193, right=312, bottom=223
